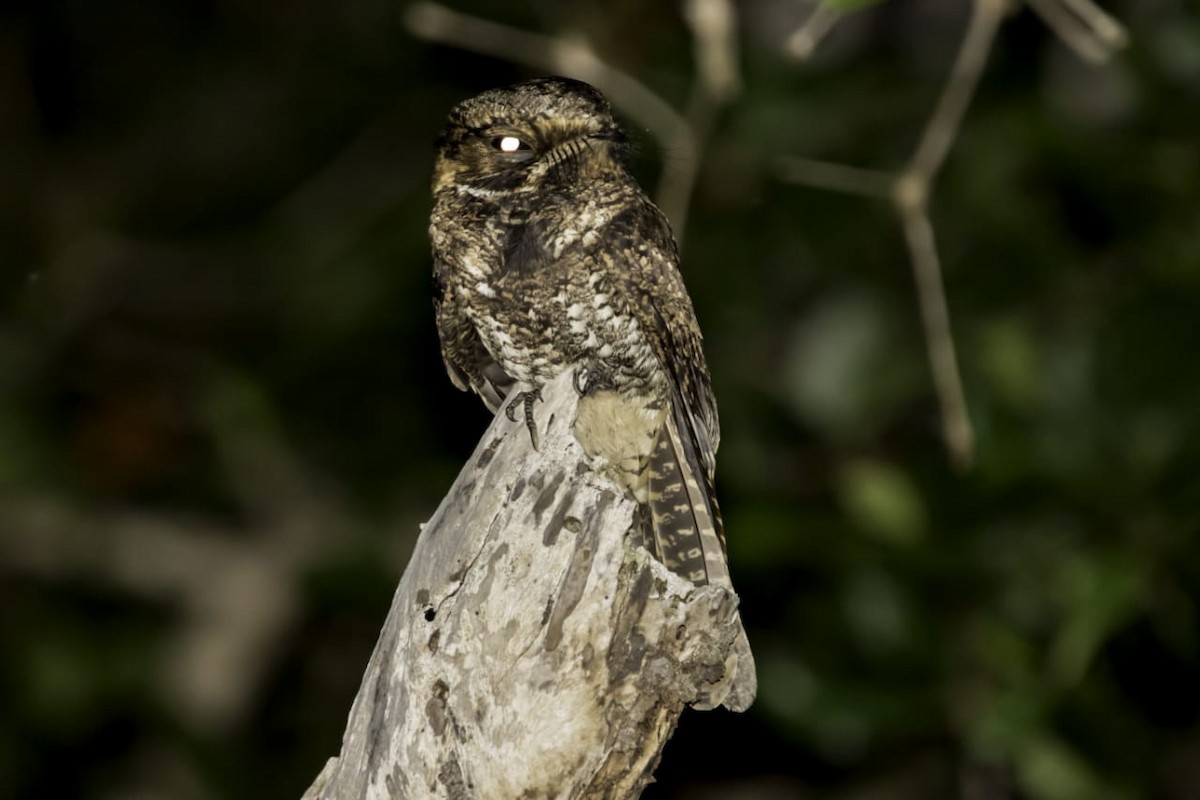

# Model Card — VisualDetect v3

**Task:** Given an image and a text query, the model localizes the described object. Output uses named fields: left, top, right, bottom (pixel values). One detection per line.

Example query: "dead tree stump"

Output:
left=302, top=370, right=754, bottom=800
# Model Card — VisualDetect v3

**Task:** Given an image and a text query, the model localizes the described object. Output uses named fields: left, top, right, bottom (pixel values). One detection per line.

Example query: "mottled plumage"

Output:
left=429, top=77, right=729, bottom=588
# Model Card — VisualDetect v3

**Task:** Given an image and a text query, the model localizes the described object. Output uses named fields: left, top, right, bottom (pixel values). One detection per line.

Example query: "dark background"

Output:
left=2, top=1, right=1199, bottom=798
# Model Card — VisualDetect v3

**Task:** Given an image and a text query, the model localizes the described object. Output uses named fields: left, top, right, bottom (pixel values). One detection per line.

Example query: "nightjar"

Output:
left=429, top=76, right=732, bottom=592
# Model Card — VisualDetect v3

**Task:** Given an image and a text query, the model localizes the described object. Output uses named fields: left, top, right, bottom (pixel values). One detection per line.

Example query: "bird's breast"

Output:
left=460, top=266, right=657, bottom=392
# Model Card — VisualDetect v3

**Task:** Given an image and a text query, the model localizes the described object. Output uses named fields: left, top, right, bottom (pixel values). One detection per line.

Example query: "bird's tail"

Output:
left=645, top=404, right=729, bottom=589
left=572, top=382, right=755, bottom=710
left=644, top=404, right=756, bottom=711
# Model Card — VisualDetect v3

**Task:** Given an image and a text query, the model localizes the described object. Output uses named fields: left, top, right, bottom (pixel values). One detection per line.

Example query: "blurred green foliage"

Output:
left=1, top=1, right=1199, bottom=798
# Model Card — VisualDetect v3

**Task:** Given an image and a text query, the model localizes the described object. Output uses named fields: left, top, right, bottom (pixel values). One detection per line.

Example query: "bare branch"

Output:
left=685, top=0, right=741, bottom=102
left=786, top=3, right=842, bottom=60
left=908, top=0, right=1009, bottom=185
left=895, top=183, right=975, bottom=469
left=776, top=0, right=1015, bottom=466
left=1025, top=0, right=1128, bottom=64
left=657, top=0, right=744, bottom=239
left=886, top=0, right=1009, bottom=468
left=776, top=155, right=893, bottom=198
left=1058, top=0, right=1128, bottom=47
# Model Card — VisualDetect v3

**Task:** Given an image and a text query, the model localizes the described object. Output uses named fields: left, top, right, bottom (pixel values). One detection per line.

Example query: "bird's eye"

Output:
left=492, top=135, right=532, bottom=153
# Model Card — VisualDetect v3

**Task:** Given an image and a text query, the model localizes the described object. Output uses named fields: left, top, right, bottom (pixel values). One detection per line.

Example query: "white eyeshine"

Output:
left=498, top=136, right=523, bottom=152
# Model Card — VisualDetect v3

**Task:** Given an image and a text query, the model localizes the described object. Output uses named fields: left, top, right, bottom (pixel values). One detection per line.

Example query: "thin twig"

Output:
left=779, top=0, right=1008, bottom=467
left=685, top=0, right=741, bottom=102
left=889, top=0, right=1008, bottom=468
left=1025, top=0, right=1128, bottom=64
left=907, top=0, right=1009, bottom=185
left=774, top=0, right=1129, bottom=467
left=897, top=196, right=975, bottom=468
left=786, top=3, right=842, bottom=60
left=663, top=0, right=743, bottom=238
left=776, top=156, right=893, bottom=198
left=1058, top=0, right=1128, bottom=47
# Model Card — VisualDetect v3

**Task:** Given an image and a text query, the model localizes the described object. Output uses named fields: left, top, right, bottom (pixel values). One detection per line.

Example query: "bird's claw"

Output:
left=572, top=368, right=589, bottom=396
left=572, top=362, right=613, bottom=396
left=506, top=388, right=543, bottom=450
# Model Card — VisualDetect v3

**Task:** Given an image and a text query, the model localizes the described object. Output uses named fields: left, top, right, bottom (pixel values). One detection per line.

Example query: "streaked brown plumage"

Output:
left=429, top=77, right=729, bottom=589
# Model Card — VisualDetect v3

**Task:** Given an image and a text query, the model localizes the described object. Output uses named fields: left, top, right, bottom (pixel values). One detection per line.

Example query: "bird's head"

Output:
left=433, top=77, right=630, bottom=198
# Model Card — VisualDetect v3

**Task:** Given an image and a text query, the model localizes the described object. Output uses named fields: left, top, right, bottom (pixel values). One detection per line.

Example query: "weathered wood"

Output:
left=303, top=371, right=754, bottom=800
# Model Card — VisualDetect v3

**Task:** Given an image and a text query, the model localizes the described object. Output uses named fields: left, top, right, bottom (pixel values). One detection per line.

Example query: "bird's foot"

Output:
left=505, top=387, right=544, bottom=450
left=572, top=362, right=615, bottom=396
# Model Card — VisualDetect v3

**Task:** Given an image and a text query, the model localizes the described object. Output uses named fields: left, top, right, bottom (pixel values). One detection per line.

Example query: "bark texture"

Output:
left=302, top=371, right=754, bottom=800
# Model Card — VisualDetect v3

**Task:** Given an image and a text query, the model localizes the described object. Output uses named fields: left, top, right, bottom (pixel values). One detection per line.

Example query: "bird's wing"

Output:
left=616, top=202, right=720, bottom=473
left=433, top=259, right=512, bottom=413
left=604, top=200, right=728, bottom=582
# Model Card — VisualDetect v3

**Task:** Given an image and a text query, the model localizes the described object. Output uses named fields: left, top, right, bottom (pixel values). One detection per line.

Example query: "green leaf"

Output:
left=1017, top=735, right=1134, bottom=800
left=1047, top=554, right=1145, bottom=686
left=976, top=316, right=1040, bottom=409
left=836, top=458, right=927, bottom=544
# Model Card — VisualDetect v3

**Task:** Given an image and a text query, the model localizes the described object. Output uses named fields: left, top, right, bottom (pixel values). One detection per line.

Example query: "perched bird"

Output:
left=429, top=76, right=731, bottom=590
